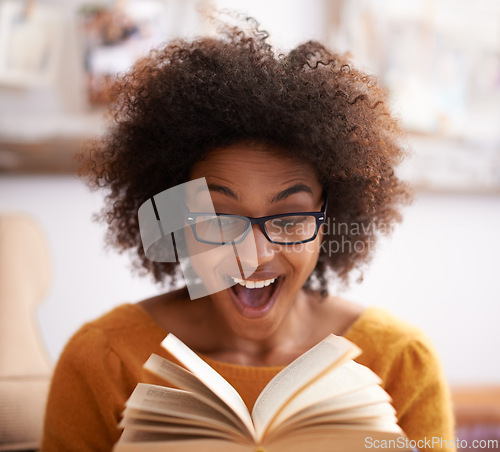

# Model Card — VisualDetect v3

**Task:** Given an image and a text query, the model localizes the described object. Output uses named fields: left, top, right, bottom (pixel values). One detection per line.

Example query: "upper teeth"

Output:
left=231, top=277, right=277, bottom=289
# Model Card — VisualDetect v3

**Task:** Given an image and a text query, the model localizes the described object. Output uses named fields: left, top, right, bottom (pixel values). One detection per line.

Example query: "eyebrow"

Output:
left=271, top=183, right=313, bottom=203
left=206, top=182, right=313, bottom=203
left=206, top=183, right=238, bottom=199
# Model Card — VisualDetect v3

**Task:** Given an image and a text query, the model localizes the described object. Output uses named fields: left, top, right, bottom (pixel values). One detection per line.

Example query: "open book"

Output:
left=113, top=333, right=411, bottom=452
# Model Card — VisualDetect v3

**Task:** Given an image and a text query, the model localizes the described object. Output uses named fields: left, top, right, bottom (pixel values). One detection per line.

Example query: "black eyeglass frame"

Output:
left=185, top=194, right=328, bottom=245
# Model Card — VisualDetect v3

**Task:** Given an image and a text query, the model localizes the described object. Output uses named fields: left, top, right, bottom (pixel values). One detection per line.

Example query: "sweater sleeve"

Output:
left=383, top=337, right=456, bottom=452
left=41, top=326, right=135, bottom=452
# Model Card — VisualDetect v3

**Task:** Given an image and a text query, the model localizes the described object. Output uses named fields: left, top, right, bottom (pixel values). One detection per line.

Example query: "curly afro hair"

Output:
left=79, top=17, right=411, bottom=294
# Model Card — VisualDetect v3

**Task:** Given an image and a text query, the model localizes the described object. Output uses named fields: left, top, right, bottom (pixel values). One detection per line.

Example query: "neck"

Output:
left=200, top=290, right=317, bottom=365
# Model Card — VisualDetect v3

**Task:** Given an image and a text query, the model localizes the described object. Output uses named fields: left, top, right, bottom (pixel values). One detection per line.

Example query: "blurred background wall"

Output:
left=0, top=0, right=499, bottom=386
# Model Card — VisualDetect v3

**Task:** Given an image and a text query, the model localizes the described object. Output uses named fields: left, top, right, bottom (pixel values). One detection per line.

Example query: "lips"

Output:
left=226, top=274, right=283, bottom=319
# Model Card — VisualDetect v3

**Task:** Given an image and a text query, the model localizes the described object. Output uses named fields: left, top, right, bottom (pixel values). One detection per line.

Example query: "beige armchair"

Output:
left=0, top=214, right=52, bottom=451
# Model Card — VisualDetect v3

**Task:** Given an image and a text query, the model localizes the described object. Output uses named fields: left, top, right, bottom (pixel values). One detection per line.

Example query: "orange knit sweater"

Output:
left=41, top=304, right=455, bottom=451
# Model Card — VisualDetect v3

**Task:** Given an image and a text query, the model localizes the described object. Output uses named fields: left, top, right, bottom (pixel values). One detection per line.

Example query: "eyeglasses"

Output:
left=185, top=195, right=327, bottom=245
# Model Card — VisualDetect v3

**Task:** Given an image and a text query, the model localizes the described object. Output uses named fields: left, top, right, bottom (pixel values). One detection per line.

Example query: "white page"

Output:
left=114, top=429, right=253, bottom=452
left=161, top=334, right=255, bottom=437
left=280, top=401, right=396, bottom=431
left=125, top=384, right=231, bottom=426
left=145, top=354, right=221, bottom=402
left=120, top=406, right=241, bottom=436
left=252, top=334, right=360, bottom=440
left=265, top=428, right=411, bottom=452
left=271, top=383, right=393, bottom=438
left=119, top=417, right=237, bottom=440
left=144, top=353, right=244, bottom=429
left=269, top=360, right=382, bottom=428
left=122, top=407, right=227, bottom=428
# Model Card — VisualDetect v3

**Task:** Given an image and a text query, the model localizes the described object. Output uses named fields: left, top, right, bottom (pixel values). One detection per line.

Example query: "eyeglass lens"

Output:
left=194, top=214, right=318, bottom=244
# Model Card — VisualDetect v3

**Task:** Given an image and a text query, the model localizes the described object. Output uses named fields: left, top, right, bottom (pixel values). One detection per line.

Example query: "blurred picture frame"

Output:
left=0, top=0, right=64, bottom=87
left=78, top=1, right=172, bottom=106
left=326, top=0, right=500, bottom=193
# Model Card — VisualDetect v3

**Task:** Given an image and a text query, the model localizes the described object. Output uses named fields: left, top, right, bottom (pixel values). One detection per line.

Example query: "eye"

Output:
left=217, top=216, right=240, bottom=227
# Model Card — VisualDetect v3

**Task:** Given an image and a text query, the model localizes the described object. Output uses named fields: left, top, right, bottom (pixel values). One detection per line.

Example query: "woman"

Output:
left=42, top=18, right=455, bottom=451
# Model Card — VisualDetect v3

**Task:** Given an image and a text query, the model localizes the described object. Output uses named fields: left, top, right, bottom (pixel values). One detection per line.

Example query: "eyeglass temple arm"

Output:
left=321, top=192, right=328, bottom=213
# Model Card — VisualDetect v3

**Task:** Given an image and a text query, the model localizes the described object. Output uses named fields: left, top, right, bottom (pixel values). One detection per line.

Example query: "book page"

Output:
left=119, top=417, right=238, bottom=440
left=161, top=334, right=255, bottom=437
left=144, top=353, right=244, bottom=429
left=125, top=384, right=238, bottom=429
left=252, top=334, right=360, bottom=441
left=268, top=360, right=382, bottom=429
left=265, top=427, right=411, bottom=452
left=120, top=406, right=243, bottom=437
left=292, top=418, right=406, bottom=434
left=294, top=401, right=396, bottom=425
left=269, top=400, right=396, bottom=442
left=270, top=384, right=393, bottom=439
left=122, top=407, right=226, bottom=428
left=114, top=430, right=254, bottom=452
left=145, top=353, right=223, bottom=402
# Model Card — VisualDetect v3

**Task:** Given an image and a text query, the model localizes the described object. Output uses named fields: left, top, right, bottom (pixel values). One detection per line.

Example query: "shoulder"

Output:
left=60, top=305, right=131, bottom=357
left=346, top=306, right=444, bottom=384
left=346, top=306, right=435, bottom=349
left=65, top=303, right=157, bottom=346
left=57, top=303, right=166, bottom=377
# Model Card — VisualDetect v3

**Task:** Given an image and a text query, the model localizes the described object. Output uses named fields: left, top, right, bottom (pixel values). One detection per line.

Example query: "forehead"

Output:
left=190, top=143, right=321, bottom=189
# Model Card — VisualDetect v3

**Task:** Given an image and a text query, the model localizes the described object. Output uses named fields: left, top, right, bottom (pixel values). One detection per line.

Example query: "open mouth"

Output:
left=226, top=275, right=283, bottom=319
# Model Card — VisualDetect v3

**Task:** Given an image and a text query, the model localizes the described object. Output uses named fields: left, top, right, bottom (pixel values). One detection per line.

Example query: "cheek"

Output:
left=183, top=227, right=257, bottom=291
left=283, top=239, right=322, bottom=278
left=183, top=226, right=230, bottom=271
left=181, top=227, right=232, bottom=296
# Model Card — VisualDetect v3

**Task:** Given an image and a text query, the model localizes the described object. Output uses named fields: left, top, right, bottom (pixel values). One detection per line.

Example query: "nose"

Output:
left=233, top=224, right=278, bottom=276
left=253, top=223, right=279, bottom=263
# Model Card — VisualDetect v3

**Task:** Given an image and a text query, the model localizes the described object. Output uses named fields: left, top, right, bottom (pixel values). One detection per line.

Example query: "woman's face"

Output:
left=187, top=143, right=324, bottom=341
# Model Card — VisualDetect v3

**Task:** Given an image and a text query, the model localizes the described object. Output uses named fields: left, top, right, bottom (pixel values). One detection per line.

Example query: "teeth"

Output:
left=231, top=276, right=277, bottom=289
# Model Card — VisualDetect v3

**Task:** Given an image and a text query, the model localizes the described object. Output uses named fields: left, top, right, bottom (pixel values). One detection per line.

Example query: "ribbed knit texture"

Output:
left=41, top=304, right=455, bottom=451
